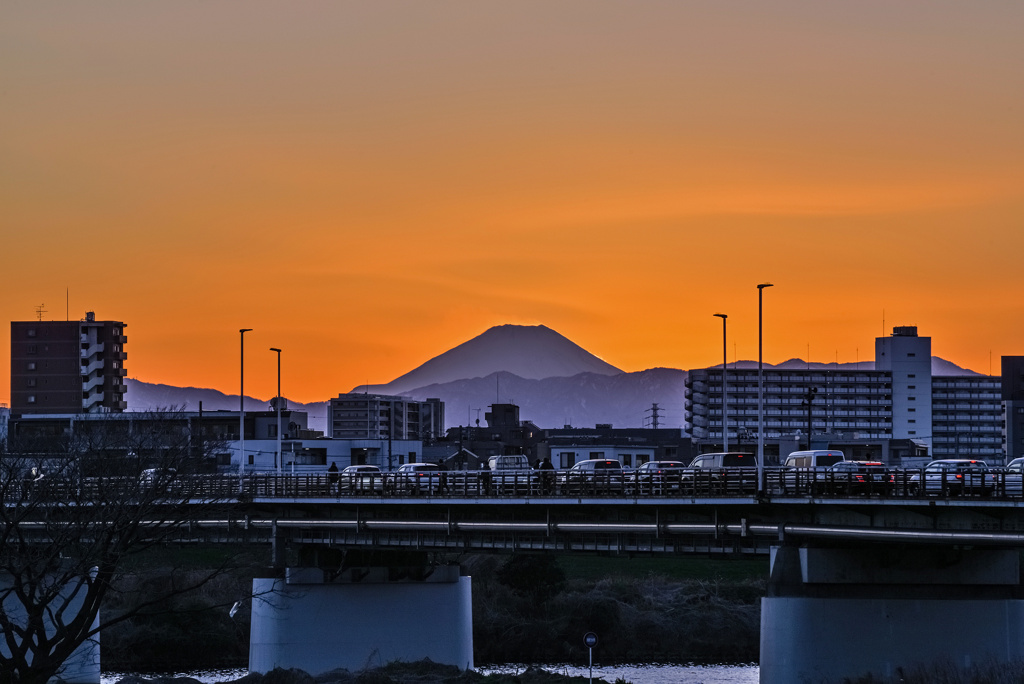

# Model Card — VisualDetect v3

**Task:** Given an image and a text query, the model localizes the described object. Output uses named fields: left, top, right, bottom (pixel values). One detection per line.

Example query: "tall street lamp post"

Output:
left=270, top=347, right=282, bottom=474
left=239, top=328, right=252, bottom=486
left=714, top=313, right=728, bottom=452
left=757, top=282, right=773, bottom=494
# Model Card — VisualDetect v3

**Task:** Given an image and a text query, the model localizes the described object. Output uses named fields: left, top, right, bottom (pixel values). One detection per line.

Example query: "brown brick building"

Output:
left=10, top=312, right=127, bottom=415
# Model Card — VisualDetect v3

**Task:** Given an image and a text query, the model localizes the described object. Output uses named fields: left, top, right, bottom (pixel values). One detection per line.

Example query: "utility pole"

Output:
left=802, top=386, right=818, bottom=451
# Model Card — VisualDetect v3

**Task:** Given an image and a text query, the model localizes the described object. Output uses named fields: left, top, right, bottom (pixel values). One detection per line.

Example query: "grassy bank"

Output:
left=468, top=553, right=764, bottom=665
left=100, top=547, right=766, bottom=670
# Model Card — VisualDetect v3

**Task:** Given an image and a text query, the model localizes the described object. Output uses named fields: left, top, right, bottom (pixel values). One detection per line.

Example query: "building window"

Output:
left=27, top=362, right=36, bottom=371
left=27, top=329, right=36, bottom=337
left=909, top=430, right=916, bottom=435
left=908, top=396, right=916, bottom=401
left=909, top=408, right=916, bottom=412
left=908, top=353, right=916, bottom=357
left=908, top=374, right=916, bottom=378
left=622, top=454, right=632, bottom=466
left=26, top=379, right=36, bottom=387
left=26, top=345, right=37, bottom=355
left=27, top=395, right=35, bottom=403
left=590, top=451, right=605, bottom=459
left=248, top=454, right=254, bottom=465
left=908, top=385, right=916, bottom=390
left=909, top=419, right=916, bottom=423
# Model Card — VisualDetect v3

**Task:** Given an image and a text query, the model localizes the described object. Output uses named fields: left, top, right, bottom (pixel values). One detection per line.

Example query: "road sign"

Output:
left=584, top=631, right=598, bottom=648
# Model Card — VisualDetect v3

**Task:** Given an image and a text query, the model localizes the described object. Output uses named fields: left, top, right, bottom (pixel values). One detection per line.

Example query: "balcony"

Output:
left=80, top=342, right=105, bottom=359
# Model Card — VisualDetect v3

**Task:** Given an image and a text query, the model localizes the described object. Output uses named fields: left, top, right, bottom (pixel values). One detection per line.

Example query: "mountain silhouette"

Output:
left=127, top=324, right=982, bottom=432
left=354, top=324, right=623, bottom=395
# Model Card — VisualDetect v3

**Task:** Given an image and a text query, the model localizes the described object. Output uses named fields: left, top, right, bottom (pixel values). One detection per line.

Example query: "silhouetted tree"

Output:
left=0, top=409, right=253, bottom=684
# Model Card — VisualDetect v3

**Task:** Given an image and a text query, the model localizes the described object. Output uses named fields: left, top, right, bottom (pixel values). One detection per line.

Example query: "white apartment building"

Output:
left=685, top=326, right=1007, bottom=464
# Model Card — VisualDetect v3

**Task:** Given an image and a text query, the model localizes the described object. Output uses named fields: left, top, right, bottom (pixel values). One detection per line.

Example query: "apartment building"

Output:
left=685, top=326, right=1008, bottom=463
left=10, top=312, right=127, bottom=415
left=329, top=393, right=444, bottom=441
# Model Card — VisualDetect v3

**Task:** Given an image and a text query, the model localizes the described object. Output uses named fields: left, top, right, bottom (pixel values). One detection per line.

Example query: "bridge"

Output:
left=235, top=469, right=1024, bottom=683
left=13, top=467, right=1024, bottom=683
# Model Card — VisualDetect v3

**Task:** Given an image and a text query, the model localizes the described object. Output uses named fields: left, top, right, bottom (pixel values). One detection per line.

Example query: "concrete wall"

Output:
left=761, top=596, right=1024, bottom=683
left=761, top=545, right=1024, bottom=682
left=250, top=573, right=473, bottom=675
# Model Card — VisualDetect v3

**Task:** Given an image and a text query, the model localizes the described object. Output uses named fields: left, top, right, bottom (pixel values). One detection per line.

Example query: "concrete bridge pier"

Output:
left=249, top=552, right=473, bottom=675
left=760, top=544, right=1024, bottom=683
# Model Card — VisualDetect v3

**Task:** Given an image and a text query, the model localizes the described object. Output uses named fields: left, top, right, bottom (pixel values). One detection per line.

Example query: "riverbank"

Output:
left=110, top=662, right=629, bottom=684
left=100, top=548, right=766, bottom=671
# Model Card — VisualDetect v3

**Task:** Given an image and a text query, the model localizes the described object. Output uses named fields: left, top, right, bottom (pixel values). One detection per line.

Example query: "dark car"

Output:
left=630, top=461, right=686, bottom=495
left=814, top=461, right=894, bottom=496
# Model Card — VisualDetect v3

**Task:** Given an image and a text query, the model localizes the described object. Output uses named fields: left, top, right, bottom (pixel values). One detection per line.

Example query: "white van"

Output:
left=783, top=450, right=846, bottom=468
left=688, top=452, right=759, bottom=469
left=486, top=454, right=536, bottom=495
left=685, top=452, right=758, bottom=495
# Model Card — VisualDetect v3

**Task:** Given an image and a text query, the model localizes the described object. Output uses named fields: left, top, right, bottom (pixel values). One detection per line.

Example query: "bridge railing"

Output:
left=6, top=467, right=1021, bottom=504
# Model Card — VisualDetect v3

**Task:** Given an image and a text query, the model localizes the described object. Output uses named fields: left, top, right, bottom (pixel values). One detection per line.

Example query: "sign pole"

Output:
left=583, top=632, right=598, bottom=684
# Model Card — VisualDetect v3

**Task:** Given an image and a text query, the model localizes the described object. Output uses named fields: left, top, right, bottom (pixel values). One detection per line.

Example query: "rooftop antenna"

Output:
left=882, top=309, right=885, bottom=336
left=34, top=304, right=46, bottom=321
left=66, top=288, right=69, bottom=321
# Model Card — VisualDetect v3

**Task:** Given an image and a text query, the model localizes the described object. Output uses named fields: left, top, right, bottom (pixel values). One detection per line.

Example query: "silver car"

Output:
left=394, top=462, right=444, bottom=495
left=909, top=459, right=996, bottom=497
left=340, top=464, right=383, bottom=493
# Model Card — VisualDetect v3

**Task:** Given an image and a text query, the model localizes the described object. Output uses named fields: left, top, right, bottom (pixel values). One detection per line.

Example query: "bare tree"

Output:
left=0, top=409, right=255, bottom=684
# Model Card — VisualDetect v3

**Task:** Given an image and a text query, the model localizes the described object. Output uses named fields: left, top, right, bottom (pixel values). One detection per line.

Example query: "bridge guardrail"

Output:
left=6, top=467, right=1023, bottom=504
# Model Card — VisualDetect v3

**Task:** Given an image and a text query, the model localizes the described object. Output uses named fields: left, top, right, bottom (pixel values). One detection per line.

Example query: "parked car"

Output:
left=486, top=454, right=537, bottom=495
left=630, top=461, right=686, bottom=494
left=140, top=467, right=177, bottom=488
left=394, top=463, right=444, bottom=495
left=562, top=459, right=625, bottom=495
left=684, top=452, right=759, bottom=495
left=813, top=461, right=894, bottom=496
left=909, top=459, right=996, bottom=497
left=340, top=464, right=383, bottom=493
left=998, top=457, right=1024, bottom=497
left=783, top=450, right=846, bottom=468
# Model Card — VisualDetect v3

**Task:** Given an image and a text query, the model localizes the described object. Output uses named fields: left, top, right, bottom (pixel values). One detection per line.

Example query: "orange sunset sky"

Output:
left=3, top=2, right=1023, bottom=406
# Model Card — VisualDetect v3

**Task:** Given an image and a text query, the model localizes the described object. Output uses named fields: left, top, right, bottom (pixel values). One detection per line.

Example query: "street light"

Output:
left=239, top=328, right=252, bottom=485
left=714, top=313, right=728, bottom=452
left=757, top=282, right=774, bottom=493
left=270, top=348, right=282, bottom=474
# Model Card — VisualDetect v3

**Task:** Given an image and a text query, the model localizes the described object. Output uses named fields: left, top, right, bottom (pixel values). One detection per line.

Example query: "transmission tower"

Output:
left=645, top=403, right=662, bottom=429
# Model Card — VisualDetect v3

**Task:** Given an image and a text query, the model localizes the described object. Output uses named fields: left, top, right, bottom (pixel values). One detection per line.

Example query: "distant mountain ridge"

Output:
left=355, top=324, right=622, bottom=395
left=127, top=324, right=982, bottom=431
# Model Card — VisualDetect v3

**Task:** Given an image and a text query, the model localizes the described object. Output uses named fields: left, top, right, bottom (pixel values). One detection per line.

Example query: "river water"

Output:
left=101, top=663, right=759, bottom=683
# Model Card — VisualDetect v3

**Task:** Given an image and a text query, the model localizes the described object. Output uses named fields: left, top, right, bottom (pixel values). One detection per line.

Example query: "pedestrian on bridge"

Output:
left=327, top=462, right=339, bottom=494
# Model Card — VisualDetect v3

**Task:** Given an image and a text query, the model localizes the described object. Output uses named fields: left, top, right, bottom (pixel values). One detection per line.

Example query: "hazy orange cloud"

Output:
left=2, top=2, right=1023, bottom=406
